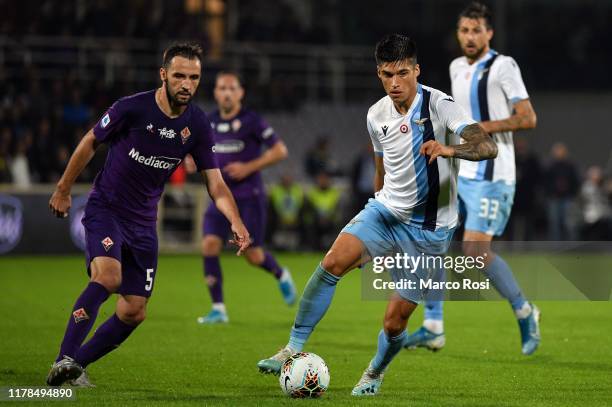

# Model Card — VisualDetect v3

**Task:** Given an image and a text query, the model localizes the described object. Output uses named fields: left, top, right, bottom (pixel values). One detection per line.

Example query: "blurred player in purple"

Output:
left=197, top=71, right=296, bottom=324
left=46, top=44, right=250, bottom=387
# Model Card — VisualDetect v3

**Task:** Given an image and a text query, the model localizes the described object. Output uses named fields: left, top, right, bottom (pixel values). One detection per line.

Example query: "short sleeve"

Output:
left=367, top=116, right=383, bottom=156
left=435, top=96, right=476, bottom=136
left=253, top=115, right=279, bottom=148
left=498, top=57, right=529, bottom=105
left=190, top=113, right=219, bottom=171
left=93, top=98, right=130, bottom=143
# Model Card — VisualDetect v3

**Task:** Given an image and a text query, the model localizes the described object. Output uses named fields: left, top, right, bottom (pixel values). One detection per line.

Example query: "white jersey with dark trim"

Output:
left=450, top=50, right=529, bottom=184
left=367, top=83, right=475, bottom=231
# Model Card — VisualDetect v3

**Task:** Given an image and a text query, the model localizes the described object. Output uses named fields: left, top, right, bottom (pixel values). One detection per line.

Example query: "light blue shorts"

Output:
left=458, top=177, right=515, bottom=236
left=341, top=199, right=454, bottom=303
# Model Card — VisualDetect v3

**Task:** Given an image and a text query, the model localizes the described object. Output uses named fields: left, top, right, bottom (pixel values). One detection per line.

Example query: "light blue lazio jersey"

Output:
left=366, top=84, right=475, bottom=231
left=451, top=50, right=529, bottom=184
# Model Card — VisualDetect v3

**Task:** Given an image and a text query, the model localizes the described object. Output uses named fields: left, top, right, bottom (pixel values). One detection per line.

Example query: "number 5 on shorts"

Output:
left=145, top=268, right=154, bottom=291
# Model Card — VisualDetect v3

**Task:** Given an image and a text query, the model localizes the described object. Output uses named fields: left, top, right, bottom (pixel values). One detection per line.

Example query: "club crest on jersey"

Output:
left=101, top=113, right=111, bottom=128
left=101, top=236, right=114, bottom=252
left=181, top=127, right=191, bottom=144
left=216, top=123, right=230, bottom=133
left=73, top=308, right=89, bottom=323
left=400, top=124, right=408, bottom=133
left=158, top=127, right=176, bottom=139
left=231, top=119, right=242, bottom=132
left=414, top=117, right=429, bottom=132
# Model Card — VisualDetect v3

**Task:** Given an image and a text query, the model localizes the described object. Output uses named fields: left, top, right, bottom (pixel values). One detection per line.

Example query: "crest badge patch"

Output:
left=181, top=127, right=191, bottom=144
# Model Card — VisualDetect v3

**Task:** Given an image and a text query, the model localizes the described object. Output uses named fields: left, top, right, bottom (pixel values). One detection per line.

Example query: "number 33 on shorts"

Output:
left=478, top=198, right=499, bottom=220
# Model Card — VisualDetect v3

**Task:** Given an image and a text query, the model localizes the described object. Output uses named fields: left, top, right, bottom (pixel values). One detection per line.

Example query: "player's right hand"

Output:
left=420, top=140, right=454, bottom=164
left=49, top=189, right=71, bottom=218
left=229, top=222, right=251, bottom=256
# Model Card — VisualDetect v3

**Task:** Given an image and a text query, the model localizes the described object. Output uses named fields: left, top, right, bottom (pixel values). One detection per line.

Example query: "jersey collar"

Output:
left=465, top=49, right=498, bottom=67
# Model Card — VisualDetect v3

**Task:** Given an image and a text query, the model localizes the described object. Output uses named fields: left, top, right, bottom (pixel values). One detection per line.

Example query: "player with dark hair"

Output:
left=405, top=1, right=541, bottom=355
left=46, top=43, right=250, bottom=386
left=197, top=71, right=296, bottom=325
left=257, top=34, right=497, bottom=396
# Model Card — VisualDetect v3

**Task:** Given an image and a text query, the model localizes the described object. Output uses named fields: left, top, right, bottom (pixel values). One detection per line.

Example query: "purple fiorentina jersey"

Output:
left=90, top=90, right=218, bottom=225
left=209, top=108, right=279, bottom=198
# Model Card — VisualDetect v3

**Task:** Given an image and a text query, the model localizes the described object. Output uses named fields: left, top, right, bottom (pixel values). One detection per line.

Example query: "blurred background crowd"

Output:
left=1, top=0, right=612, bottom=246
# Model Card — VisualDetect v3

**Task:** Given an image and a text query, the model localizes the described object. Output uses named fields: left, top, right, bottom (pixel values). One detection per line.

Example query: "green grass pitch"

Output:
left=1, top=253, right=611, bottom=406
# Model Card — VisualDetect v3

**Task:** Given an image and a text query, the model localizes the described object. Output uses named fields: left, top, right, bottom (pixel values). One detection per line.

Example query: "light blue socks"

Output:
left=288, top=264, right=340, bottom=351
left=371, top=329, right=408, bottom=374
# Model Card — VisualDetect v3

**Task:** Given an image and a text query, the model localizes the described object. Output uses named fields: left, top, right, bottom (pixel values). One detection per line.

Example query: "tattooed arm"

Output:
left=419, top=123, right=498, bottom=164
left=452, top=123, right=498, bottom=160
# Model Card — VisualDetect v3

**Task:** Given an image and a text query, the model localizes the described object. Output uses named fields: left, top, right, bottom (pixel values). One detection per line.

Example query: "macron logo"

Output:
left=128, top=148, right=181, bottom=170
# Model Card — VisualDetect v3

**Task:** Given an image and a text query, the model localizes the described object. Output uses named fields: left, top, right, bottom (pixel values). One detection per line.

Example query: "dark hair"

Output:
left=459, top=2, right=493, bottom=29
left=374, top=34, right=417, bottom=66
left=162, top=43, right=203, bottom=69
left=215, top=70, right=243, bottom=86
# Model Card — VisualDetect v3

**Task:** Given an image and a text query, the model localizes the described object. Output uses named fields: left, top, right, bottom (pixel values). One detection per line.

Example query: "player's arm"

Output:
left=420, top=123, right=497, bottom=164
left=201, top=168, right=250, bottom=255
left=452, top=123, right=499, bottom=161
left=420, top=95, right=498, bottom=164
left=366, top=115, right=385, bottom=191
left=480, top=99, right=537, bottom=133
left=49, top=129, right=99, bottom=218
left=481, top=58, right=536, bottom=133
left=224, top=140, right=288, bottom=181
left=374, top=154, right=385, bottom=192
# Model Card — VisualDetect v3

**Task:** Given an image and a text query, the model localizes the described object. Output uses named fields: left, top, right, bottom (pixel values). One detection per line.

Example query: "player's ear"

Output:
left=159, top=67, right=167, bottom=82
left=414, top=64, right=420, bottom=78
left=376, top=66, right=382, bottom=79
left=486, top=28, right=494, bottom=41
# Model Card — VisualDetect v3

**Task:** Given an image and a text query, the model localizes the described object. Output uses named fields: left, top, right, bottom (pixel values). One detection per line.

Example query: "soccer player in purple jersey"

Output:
left=46, top=43, right=250, bottom=387
left=197, top=71, right=296, bottom=324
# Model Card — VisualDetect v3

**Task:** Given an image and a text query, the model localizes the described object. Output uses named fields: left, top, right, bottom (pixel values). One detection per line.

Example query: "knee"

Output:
left=202, top=237, right=222, bottom=257
left=321, top=251, right=348, bottom=277
left=383, top=316, right=406, bottom=337
left=245, top=248, right=264, bottom=266
left=91, top=270, right=121, bottom=292
left=462, top=241, right=488, bottom=259
left=117, top=304, right=146, bottom=326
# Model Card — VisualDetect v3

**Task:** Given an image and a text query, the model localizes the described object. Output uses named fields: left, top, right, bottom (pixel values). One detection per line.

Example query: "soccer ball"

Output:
left=279, top=352, right=330, bottom=398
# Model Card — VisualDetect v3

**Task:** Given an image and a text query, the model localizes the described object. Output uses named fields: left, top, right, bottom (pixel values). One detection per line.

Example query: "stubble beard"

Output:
left=164, top=80, right=191, bottom=107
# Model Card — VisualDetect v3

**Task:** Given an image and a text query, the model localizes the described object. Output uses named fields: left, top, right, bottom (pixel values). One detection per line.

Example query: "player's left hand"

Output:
left=223, top=162, right=253, bottom=181
left=420, top=140, right=455, bottom=164
left=229, top=222, right=251, bottom=256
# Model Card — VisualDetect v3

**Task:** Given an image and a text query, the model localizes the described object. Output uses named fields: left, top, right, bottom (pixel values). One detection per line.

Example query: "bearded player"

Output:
left=46, top=43, right=250, bottom=386
left=405, top=2, right=540, bottom=355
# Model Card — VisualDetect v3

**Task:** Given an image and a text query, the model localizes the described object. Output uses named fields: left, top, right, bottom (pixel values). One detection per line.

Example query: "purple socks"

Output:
left=260, top=251, right=283, bottom=279
left=74, top=314, right=136, bottom=368
left=56, top=282, right=110, bottom=362
left=203, top=251, right=283, bottom=305
left=204, top=256, right=223, bottom=303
